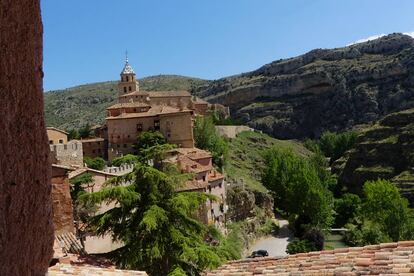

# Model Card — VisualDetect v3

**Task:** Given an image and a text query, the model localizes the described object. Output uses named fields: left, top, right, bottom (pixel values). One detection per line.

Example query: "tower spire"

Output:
left=125, top=50, right=128, bottom=63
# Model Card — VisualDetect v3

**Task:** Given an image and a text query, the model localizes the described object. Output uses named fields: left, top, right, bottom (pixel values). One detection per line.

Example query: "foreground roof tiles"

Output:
left=206, top=241, right=414, bottom=275
left=48, top=254, right=148, bottom=276
left=48, top=264, right=147, bottom=276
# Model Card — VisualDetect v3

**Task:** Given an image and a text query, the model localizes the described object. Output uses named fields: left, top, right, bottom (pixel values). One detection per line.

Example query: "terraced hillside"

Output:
left=333, top=108, right=414, bottom=203
left=193, top=33, right=414, bottom=139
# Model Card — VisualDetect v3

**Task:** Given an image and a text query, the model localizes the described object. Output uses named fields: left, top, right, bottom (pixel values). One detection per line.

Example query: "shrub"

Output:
left=334, top=193, right=361, bottom=227
left=286, top=239, right=316, bottom=254
left=84, top=156, right=105, bottom=170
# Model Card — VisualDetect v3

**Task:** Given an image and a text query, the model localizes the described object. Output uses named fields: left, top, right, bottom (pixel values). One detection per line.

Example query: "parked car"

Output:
left=248, top=250, right=269, bottom=258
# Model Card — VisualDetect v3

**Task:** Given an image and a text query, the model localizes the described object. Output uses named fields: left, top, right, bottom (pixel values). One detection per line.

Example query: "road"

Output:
left=248, top=220, right=293, bottom=257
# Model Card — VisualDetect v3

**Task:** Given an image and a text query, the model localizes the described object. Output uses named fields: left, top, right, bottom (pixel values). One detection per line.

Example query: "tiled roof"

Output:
left=80, top=137, right=105, bottom=142
left=48, top=254, right=147, bottom=276
left=47, top=127, right=69, bottom=135
left=206, top=241, right=414, bottom=275
left=173, top=148, right=212, bottom=160
left=177, top=179, right=209, bottom=192
left=107, top=102, right=150, bottom=110
left=54, top=232, right=85, bottom=257
left=106, top=105, right=192, bottom=120
left=148, top=90, right=191, bottom=97
left=177, top=155, right=211, bottom=173
left=119, top=91, right=150, bottom=98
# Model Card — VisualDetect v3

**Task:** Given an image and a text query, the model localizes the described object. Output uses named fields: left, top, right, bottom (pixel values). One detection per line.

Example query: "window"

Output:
left=203, top=176, right=206, bottom=182
left=133, top=108, right=136, bottom=112
left=126, top=76, right=129, bottom=82
left=63, top=145, right=67, bottom=150
left=136, top=123, right=143, bottom=131
left=58, top=139, right=63, bottom=144
left=124, top=144, right=127, bottom=148
left=128, top=86, right=132, bottom=91
left=92, top=150, right=95, bottom=153
left=123, top=87, right=127, bottom=93
left=117, top=144, right=120, bottom=148
left=49, top=140, right=53, bottom=145
left=167, top=132, right=171, bottom=138
left=154, top=120, right=160, bottom=130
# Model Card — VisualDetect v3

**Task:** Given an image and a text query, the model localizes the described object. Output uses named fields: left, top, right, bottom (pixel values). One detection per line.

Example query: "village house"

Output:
left=166, top=148, right=227, bottom=228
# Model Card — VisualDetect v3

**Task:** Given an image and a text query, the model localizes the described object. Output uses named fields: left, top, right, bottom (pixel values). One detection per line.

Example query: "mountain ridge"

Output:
left=45, top=33, right=414, bottom=136
left=192, top=33, right=414, bottom=139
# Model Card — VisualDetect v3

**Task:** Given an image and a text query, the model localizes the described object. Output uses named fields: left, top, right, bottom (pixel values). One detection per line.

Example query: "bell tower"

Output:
left=118, top=53, right=139, bottom=96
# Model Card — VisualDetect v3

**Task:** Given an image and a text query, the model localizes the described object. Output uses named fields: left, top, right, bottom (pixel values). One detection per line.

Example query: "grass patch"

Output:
left=225, top=131, right=311, bottom=192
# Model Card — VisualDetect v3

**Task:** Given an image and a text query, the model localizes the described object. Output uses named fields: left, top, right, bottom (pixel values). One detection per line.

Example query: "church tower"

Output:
left=118, top=55, right=139, bottom=96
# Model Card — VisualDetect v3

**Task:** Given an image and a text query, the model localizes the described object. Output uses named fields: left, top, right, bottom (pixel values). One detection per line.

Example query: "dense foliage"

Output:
left=333, top=193, right=361, bottom=227
left=84, top=156, right=106, bottom=170
left=80, top=146, right=235, bottom=275
left=69, top=173, right=97, bottom=247
left=111, top=154, right=140, bottom=167
left=262, top=148, right=334, bottom=234
left=286, top=239, right=316, bottom=254
left=194, top=116, right=228, bottom=169
left=344, top=179, right=414, bottom=246
left=304, top=131, right=357, bottom=164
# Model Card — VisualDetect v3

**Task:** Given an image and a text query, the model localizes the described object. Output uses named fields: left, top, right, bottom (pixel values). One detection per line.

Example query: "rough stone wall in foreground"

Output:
left=0, top=0, right=54, bottom=275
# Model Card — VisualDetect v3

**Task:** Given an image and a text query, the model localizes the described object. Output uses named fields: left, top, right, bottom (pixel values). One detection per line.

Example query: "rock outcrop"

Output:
left=332, top=109, right=414, bottom=203
left=0, top=0, right=54, bottom=274
left=193, top=33, right=414, bottom=139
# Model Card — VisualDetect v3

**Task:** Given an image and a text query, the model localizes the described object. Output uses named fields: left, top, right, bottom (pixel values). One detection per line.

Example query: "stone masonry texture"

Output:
left=0, top=0, right=54, bottom=275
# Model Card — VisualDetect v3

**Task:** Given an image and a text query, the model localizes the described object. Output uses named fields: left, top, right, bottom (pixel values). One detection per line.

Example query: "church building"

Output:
left=106, top=58, right=196, bottom=161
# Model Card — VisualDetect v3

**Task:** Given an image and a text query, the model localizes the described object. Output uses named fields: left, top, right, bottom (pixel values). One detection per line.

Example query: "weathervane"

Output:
left=125, top=50, right=129, bottom=63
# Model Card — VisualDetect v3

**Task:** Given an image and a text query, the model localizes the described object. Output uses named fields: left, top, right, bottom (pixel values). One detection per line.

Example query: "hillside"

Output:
left=44, top=75, right=209, bottom=129
left=332, top=108, right=414, bottom=204
left=225, top=130, right=311, bottom=192
left=192, top=33, right=414, bottom=139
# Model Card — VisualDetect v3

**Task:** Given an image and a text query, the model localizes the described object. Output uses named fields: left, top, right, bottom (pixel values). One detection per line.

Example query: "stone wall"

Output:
left=50, top=140, right=84, bottom=167
left=51, top=166, right=75, bottom=235
left=0, top=0, right=54, bottom=274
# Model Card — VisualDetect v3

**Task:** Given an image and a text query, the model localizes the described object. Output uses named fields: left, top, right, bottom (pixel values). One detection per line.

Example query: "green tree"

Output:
left=363, top=179, right=410, bottom=241
left=286, top=239, right=316, bottom=254
left=84, top=156, right=106, bottom=170
left=112, top=154, right=140, bottom=167
left=79, top=124, right=92, bottom=138
left=67, top=129, right=80, bottom=140
left=194, top=116, right=228, bottom=169
left=69, top=173, right=97, bottom=248
left=80, top=157, right=223, bottom=275
left=334, top=193, right=361, bottom=227
left=318, top=131, right=357, bottom=163
left=134, top=131, right=174, bottom=164
left=262, top=148, right=334, bottom=232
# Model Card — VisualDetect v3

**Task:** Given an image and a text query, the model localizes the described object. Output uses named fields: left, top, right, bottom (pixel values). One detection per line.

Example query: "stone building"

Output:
left=47, top=127, right=68, bottom=144
left=47, top=127, right=84, bottom=168
left=167, top=148, right=227, bottom=227
left=81, top=137, right=106, bottom=159
left=106, top=59, right=197, bottom=161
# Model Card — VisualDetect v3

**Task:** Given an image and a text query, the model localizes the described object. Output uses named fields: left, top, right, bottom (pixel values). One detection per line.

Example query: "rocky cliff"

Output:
left=332, top=109, right=414, bottom=203
left=193, top=33, right=414, bottom=139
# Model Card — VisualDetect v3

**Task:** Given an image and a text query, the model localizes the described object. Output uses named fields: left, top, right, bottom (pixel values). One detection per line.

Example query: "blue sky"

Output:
left=42, top=0, right=414, bottom=91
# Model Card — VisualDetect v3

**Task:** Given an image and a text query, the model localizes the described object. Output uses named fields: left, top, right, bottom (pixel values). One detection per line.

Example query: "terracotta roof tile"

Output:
left=107, top=102, right=151, bottom=110
left=106, top=105, right=192, bottom=120
left=148, top=90, right=191, bottom=97
left=206, top=241, right=414, bottom=275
